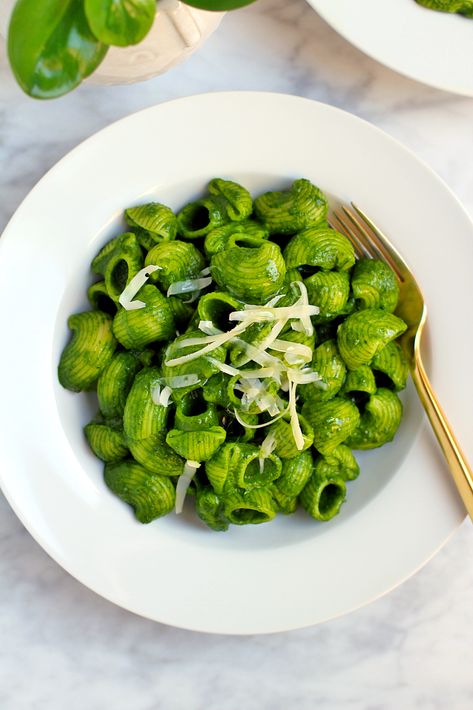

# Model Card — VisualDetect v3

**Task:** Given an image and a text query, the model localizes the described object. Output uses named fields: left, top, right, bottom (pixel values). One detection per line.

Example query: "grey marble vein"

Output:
left=1, top=0, right=473, bottom=708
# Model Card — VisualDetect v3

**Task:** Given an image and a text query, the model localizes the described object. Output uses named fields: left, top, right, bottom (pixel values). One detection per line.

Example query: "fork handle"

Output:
left=411, top=356, right=473, bottom=520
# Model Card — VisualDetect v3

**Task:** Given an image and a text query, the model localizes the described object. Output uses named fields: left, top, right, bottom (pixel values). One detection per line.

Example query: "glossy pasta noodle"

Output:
left=58, top=177, right=409, bottom=531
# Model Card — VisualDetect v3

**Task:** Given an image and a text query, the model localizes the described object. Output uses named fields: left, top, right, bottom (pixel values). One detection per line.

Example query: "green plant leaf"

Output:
left=181, top=0, right=257, bottom=9
left=8, top=0, right=108, bottom=99
left=85, top=0, right=156, bottom=46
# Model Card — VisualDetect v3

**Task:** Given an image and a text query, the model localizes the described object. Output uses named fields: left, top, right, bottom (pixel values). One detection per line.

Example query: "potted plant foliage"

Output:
left=6, top=0, right=257, bottom=99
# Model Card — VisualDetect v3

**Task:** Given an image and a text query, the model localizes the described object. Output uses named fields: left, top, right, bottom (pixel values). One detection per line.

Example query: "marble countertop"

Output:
left=1, top=1, right=473, bottom=707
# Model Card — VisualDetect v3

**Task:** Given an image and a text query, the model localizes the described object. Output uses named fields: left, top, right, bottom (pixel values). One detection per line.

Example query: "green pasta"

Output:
left=123, top=367, right=169, bottom=441
left=337, top=309, right=407, bottom=370
left=254, top=178, right=328, bottom=234
left=351, top=259, right=399, bottom=312
left=204, top=220, right=268, bottom=257
left=113, top=285, right=175, bottom=349
left=88, top=280, right=117, bottom=315
left=58, top=311, right=116, bottom=392
left=144, top=241, right=204, bottom=291
left=223, top=488, right=278, bottom=525
left=195, top=488, right=229, bottom=531
left=274, top=449, right=313, bottom=497
left=304, top=270, right=351, bottom=322
left=300, top=472, right=347, bottom=522
left=371, top=341, right=409, bottom=391
left=104, top=460, right=175, bottom=523
left=59, top=177, right=409, bottom=530
left=97, top=351, right=144, bottom=419
left=211, top=235, right=286, bottom=304
left=208, top=178, right=253, bottom=222
left=284, top=226, right=356, bottom=271
left=84, top=420, right=128, bottom=462
left=92, top=232, right=143, bottom=303
left=415, top=0, right=473, bottom=17
left=128, top=435, right=184, bottom=476
left=125, top=201, right=178, bottom=250
left=299, top=339, right=346, bottom=403
left=302, top=396, right=361, bottom=455
left=346, top=389, right=403, bottom=450
left=166, top=426, right=227, bottom=461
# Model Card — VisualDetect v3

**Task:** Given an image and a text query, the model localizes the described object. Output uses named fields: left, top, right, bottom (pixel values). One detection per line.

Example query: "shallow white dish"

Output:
left=0, top=92, right=470, bottom=634
left=309, top=0, right=473, bottom=96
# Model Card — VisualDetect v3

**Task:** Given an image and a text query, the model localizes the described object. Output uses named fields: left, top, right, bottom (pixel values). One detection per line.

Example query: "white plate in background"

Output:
left=309, top=0, right=473, bottom=95
left=0, top=92, right=469, bottom=634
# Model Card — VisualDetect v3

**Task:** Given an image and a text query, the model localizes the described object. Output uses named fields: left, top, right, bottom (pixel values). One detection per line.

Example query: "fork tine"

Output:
left=328, top=212, right=368, bottom=259
left=340, top=206, right=399, bottom=273
left=350, top=203, right=405, bottom=281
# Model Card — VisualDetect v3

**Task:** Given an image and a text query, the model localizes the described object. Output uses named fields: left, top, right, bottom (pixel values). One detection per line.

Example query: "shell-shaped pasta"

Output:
left=168, top=296, right=195, bottom=329
left=267, top=415, right=314, bottom=459
left=342, top=365, right=377, bottom=396
left=166, top=426, right=226, bottom=461
left=415, top=0, right=473, bottom=18
left=97, top=352, right=143, bottom=419
left=177, top=197, right=227, bottom=239
left=300, top=473, right=346, bottom=522
left=145, top=241, right=204, bottom=291
left=351, top=259, right=399, bottom=312
left=254, top=178, right=328, bottom=235
left=92, top=232, right=143, bottom=303
left=346, top=388, right=403, bottom=450
left=208, top=178, right=253, bottom=222
left=113, top=284, right=175, bottom=350
left=58, top=311, right=116, bottom=392
left=195, top=487, right=229, bottom=531
left=128, top=434, right=184, bottom=476
left=220, top=409, right=258, bottom=443
left=123, top=368, right=169, bottom=441
left=284, top=226, right=356, bottom=271
left=205, top=442, right=281, bottom=493
left=84, top=421, right=128, bottom=462
left=211, top=235, right=286, bottom=304
left=205, top=442, right=234, bottom=494
left=270, top=486, right=298, bottom=515
left=125, top=202, right=177, bottom=247
left=274, top=449, right=313, bottom=497
left=299, top=339, right=346, bottom=403
left=88, top=280, right=118, bottom=316
left=337, top=309, right=407, bottom=370
left=302, top=396, right=360, bottom=455
left=204, top=220, right=268, bottom=257
left=104, top=460, right=175, bottom=523
left=197, top=291, right=242, bottom=332
left=223, top=488, right=277, bottom=525
left=371, top=341, right=409, bottom=391
left=304, top=270, right=351, bottom=322
left=234, top=445, right=281, bottom=490
left=313, top=444, right=360, bottom=482
left=174, top=391, right=219, bottom=432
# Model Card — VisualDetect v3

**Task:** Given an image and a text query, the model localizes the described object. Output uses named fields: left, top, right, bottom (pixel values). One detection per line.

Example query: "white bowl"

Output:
left=0, top=93, right=470, bottom=634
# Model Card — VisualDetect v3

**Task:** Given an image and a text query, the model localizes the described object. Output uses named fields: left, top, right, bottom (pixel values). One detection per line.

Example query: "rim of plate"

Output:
left=0, top=92, right=469, bottom=634
left=308, top=0, right=473, bottom=96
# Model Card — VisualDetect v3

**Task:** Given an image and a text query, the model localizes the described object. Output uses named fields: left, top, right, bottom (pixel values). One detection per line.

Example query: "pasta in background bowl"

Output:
left=0, top=93, right=470, bottom=633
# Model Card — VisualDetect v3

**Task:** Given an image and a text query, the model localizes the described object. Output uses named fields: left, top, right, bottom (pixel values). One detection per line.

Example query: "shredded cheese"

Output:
left=167, top=275, right=212, bottom=297
left=175, top=460, right=201, bottom=514
left=118, top=264, right=161, bottom=310
left=164, top=322, right=248, bottom=367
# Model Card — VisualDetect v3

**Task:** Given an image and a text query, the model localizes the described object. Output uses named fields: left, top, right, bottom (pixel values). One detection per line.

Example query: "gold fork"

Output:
left=330, top=203, right=473, bottom=520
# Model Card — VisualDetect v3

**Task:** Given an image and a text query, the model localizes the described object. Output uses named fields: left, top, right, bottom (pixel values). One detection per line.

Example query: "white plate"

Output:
left=309, top=0, right=473, bottom=96
left=0, top=93, right=470, bottom=634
